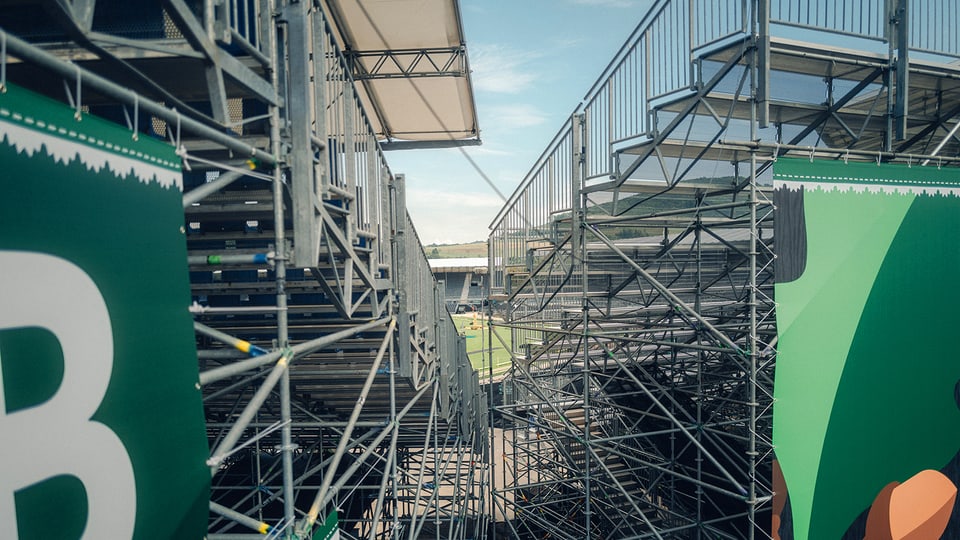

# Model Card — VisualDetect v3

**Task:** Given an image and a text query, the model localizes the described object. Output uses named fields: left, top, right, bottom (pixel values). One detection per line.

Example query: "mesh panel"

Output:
left=228, top=98, right=244, bottom=134
left=163, top=9, right=183, bottom=39
left=152, top=117, right=167, bottom=138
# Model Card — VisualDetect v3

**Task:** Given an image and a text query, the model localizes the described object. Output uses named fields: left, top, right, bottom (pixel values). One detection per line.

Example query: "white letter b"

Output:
left=0, top=251, right=136, bottom=539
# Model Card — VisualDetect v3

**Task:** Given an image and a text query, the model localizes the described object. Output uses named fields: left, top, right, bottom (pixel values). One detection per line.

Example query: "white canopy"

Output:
left=323, top=0, right=480, bottom=145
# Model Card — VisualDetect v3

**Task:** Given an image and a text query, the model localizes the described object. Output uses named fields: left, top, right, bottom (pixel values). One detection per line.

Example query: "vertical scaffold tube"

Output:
left=573, top=112, right=592, bottom=539
left=265, top=0, right=294, bottom=534
left=748, top=3, right=761, bottom=537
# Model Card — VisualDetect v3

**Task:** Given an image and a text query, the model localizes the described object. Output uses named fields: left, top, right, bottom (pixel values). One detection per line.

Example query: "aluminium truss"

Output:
left=488, top=1, right=960, bottom=538
left=0, top=1, right=486, bottom=539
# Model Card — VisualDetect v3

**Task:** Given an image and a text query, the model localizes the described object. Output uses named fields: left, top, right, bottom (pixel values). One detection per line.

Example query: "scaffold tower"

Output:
left=488, top=1, right=960, bottom=538
left=0, top=1, right=486, bottom=538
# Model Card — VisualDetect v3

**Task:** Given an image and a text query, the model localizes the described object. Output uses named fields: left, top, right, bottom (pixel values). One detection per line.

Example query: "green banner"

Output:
left=772, top=157, right=960, bottom=539
left=313, top=509, right=340, bottom=540
left=0, top=83, right=209, bottom=538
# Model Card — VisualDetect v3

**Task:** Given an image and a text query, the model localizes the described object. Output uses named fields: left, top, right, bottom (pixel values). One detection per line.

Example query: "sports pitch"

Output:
left=451, top=314, right=513, bottom=378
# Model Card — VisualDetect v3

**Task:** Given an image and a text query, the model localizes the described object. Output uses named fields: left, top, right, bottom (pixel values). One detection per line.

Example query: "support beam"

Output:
left=209, top=501, right=271, bottom=535
left=298, top=383, right=434, bottom=537
left=0, top=29, right=276, bottom=165
left=347, top=46, right=467, bottom=80
left=204, top=64, right=231, bottom=125
left=896, top=102, right=960, bottom=153
left=286, top=1, right=322, bottom=268
left=584, top=226, right=743, bottom=355
left=784, top=68, right=883, bottom=149
left=194, top=321, right=268, bottom=356
left=183, top=170, right=247, bottom=207
left=207, top=349, right=294, bottom=470
left=162, top=0, right=277, bottom=104
left=381, top=138, right=482, bottom=151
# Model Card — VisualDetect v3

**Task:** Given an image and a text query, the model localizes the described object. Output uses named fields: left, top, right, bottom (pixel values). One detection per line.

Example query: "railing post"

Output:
left=892, top=0, right=909, bottom=141
left=689, top=0, right=696, bottom=87
left=344, top=81, right=358, bottom=244
left=392, top=174, right=412, bottom=378
left=571, top=114, right=584, bottom=260
left=757, top=0, right=770, bottom=128
left=312, top=9, right=330, bottom=197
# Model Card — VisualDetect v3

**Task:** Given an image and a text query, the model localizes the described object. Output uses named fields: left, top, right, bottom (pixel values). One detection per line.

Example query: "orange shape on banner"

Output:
left=865, top=470, right=956, bottom=540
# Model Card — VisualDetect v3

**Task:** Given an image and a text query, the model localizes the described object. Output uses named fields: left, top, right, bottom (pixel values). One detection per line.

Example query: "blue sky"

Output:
left=385, top=0, right=653, bottom=245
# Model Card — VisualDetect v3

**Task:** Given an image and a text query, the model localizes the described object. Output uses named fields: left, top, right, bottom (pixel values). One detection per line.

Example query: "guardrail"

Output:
left=311, top=8, right=392, bottom=265
left=305, top=8, right=484, bottom=437
left=218, top=0, right=266, bottom=62
left=489, top=0, right=958, bottom=298
left=770, top=0, right=959, bottom=57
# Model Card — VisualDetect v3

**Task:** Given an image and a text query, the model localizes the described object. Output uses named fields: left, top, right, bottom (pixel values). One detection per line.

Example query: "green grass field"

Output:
left=425, top=241, right=487, bottom=258
left=451, top=314, right=513, bottom=377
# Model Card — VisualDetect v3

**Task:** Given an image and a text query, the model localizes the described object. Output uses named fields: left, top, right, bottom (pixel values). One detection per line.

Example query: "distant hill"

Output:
left=425, top=241, right=487, bottom=259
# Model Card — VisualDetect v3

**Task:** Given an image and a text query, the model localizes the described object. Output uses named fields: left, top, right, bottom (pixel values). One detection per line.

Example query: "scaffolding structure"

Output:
left=0, top=1, right=486, bottom=538
left=488, top=1, right=960, bottom=538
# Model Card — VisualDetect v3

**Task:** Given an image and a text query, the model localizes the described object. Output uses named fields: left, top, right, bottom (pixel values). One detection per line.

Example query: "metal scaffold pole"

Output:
left=747, top=2, right=760, bottom=538
left=485, top=293, right=495, bottom=540
left=573, top=112, right=592, bottom=540
left=266, top=1, right=295, bottom=535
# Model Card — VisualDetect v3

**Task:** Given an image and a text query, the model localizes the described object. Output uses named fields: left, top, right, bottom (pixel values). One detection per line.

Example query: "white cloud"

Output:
left=486, top=104, right=548, bottom=129
left=466, top=145, right=515, bottom=157
left=408, top=188, right=505, bottom=210
left=469, top=43, right=540, bottom=94
left=405, top=187, right=505, bottom=244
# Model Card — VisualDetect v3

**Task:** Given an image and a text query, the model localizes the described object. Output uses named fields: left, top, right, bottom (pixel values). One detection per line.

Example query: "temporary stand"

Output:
left=0, top=1, right=486, bottom=538
left=488, top=1, right=960, bottom=538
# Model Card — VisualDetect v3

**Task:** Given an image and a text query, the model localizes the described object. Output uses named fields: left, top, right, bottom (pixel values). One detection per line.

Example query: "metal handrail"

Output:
left=488, top=0, right=958, bottom=296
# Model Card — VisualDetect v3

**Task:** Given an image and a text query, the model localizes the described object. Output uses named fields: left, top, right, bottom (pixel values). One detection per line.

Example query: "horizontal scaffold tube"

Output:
left=194, top=321, right=269, bottom=357
left=198, top=317, right=392, bottom=385
left=209, top=501, right=270, bottom=535
left=0, top=29, right=277, bottom=166
left=187, top=252, right=273, bottom=266
left=183, top=170, right=247, bottom=207
left=190, top=305, right=281, bottom=315
left=717, top=139, right=960, bottom=164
